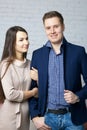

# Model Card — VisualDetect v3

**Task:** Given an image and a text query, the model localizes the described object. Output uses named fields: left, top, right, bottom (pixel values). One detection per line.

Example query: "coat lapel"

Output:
left=39, top=46, right=50, bottom=83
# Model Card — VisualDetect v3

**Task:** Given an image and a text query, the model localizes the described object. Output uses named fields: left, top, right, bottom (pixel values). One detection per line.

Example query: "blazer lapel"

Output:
left=62, top=38, right=68, bottom=89
left=41, top=46, right=50, bottom=82
left=63, top=38, right=73, bottom=90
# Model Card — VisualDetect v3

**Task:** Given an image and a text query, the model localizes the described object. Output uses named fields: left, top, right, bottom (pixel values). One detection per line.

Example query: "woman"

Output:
left=0, top=26, right=38, bottom=130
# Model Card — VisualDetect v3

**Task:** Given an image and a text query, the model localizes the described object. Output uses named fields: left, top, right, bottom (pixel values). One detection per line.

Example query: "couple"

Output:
left=0, top=11, right=87, bottom=130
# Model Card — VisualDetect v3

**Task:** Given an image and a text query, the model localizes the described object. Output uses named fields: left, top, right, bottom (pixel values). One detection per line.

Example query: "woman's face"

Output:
left=15, top=31, right=29, bottom=59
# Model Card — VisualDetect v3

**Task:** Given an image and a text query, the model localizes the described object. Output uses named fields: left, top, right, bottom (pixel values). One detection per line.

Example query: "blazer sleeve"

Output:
left=76, top=47, right=87, bottom=100
left=29, top=51, right=39, bottom=119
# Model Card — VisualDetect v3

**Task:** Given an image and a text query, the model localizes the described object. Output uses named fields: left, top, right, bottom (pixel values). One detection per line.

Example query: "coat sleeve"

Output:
left=1, top=63, right=24, bottom=102
left=76, top=47, right=87, bottom=100
left=29, top=51, right=39, bottom=119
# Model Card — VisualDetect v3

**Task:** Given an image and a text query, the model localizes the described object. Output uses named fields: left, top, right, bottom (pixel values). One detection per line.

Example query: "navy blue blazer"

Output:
left=29, top=38, right=87, bottom=125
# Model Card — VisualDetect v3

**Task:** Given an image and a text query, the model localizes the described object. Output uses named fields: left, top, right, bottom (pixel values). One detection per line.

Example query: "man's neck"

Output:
left=51, top=42, right=62, bottom=55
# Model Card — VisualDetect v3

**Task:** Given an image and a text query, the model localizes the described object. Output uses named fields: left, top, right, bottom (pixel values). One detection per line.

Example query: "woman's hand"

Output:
left=30, top=67, right=38, bottom=81
left=30, top=67, right=38, bottom=98
left=32, top=87, right=38, bottom=98
left=23, top=87, right=38, bottom=100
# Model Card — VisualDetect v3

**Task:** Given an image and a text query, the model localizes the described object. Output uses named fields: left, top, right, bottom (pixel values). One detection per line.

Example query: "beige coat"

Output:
left=0, top=59, right=31, bottom=130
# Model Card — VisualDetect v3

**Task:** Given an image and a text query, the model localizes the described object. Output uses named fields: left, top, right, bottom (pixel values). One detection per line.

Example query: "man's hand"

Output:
left=64, top=90, right=80, bottom=104
left=32, top=117, right=51, bottom=130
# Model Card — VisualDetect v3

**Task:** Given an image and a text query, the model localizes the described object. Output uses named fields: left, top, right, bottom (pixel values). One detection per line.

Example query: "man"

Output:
left=29, top=11, right=87, bottom=130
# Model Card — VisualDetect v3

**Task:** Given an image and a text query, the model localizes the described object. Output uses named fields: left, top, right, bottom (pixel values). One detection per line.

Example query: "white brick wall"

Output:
left=0, top=0, right=87, bottom=129
left=0, top=0, right=87, bottom=59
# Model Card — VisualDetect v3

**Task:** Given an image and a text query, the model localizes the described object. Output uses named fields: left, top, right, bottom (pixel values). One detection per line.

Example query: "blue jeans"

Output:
left=45, top=112, right=84, bottom=130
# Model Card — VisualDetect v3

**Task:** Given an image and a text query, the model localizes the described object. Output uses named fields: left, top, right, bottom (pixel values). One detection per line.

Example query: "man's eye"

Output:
left=46, top=27, right=50, bottom=30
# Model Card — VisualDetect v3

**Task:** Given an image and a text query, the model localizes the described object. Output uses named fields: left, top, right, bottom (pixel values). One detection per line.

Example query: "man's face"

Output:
left=44, top=17, right=64, bottom=45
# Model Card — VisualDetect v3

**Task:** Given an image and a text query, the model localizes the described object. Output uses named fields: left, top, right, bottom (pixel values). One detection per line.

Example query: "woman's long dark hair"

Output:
left=0, top=26, right=28, bottom=103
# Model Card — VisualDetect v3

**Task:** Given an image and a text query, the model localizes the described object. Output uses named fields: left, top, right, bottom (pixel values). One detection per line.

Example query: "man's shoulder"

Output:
left=33, top=45, right=48, bottom=53
left=67, top=42, right=85, bottom=51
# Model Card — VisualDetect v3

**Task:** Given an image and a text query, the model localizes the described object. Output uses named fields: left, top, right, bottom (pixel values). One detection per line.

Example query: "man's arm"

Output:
left=76, top=47, right=87, bottom=100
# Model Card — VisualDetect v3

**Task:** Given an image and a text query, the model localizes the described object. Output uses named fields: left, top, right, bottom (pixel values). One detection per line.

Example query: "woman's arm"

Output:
left=23, top=87, right=38, bottom=100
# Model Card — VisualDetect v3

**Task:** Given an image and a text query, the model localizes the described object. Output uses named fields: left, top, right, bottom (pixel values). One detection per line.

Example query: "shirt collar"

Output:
left=45, top=40, right=64, bottom=53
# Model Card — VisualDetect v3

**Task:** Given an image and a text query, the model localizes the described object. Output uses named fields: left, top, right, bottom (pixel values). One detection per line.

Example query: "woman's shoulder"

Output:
left=0, top=59, right=8, bottom=69
left=0, top=59, right=10, bottom=77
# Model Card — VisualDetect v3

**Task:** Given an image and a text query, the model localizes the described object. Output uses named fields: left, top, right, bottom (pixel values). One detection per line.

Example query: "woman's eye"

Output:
left=19, top=39, right=23, bottom=41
